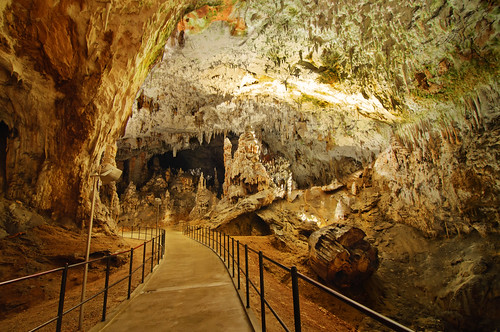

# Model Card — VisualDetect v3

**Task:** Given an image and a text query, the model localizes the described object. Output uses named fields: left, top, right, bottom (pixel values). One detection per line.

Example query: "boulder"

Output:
left=308, top=224, right=379, bottom=287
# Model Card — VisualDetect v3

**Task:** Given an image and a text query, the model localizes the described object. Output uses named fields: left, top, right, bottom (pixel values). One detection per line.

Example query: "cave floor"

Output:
left=92, top=230, right=253, bottom=332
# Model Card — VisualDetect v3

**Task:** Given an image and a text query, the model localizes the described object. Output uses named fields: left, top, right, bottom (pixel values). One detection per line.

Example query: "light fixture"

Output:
left=78, top=163, right=122, bottom=330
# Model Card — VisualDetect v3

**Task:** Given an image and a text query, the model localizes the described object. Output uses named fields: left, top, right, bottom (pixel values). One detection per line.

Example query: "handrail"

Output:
left=0, top=228, right=166, bottom=332
left=0, top=266, right=65, bottom=287
left=296, top=272, right=412, bottom=332
left=185, top=225, right=414, bottom=332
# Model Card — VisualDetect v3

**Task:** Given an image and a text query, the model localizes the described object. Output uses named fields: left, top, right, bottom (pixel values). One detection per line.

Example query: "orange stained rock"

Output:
left=177, top=0, right=246, bottom=35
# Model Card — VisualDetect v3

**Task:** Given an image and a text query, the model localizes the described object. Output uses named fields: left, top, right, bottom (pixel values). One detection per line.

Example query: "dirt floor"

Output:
left=229, top=235, right=391, bottom=332
left=1, top=223, right=364, bottom=332
left=0, top=224, right=161, bottom=331
left=3, top=221, right=496, bottom=331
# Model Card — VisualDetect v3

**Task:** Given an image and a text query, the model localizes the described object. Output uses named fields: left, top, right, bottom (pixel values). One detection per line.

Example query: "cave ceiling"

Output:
left=118, top=0, right=499, bottom=186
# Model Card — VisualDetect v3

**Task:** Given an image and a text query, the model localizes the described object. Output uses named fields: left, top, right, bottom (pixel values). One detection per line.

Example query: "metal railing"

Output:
left=185, top=226, right=414, bottom=332
left=0, top=229, right=166, bottom=332
left=120, top=226, right=159, bottom=240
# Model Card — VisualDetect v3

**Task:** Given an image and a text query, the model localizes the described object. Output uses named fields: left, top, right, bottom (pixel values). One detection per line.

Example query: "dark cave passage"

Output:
left=117, top=133, right=239, bottom=195
left=148, top=133, right=239, bottom=192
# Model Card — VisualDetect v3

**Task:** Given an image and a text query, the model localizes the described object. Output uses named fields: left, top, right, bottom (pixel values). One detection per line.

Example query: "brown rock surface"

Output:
left=308, top=224, right=379, bottom=287
left=0, top=0, right=205, bottom=225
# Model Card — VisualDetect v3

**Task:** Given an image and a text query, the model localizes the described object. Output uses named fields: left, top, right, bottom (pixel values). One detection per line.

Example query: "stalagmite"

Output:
left=334, top=198, right=349, bottom=220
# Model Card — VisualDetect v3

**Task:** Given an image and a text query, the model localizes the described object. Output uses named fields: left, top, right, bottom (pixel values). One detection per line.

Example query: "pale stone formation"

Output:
left=222, top=137, right=233, bottom=197
left=189, top=173, right=217, bottom=220
left=119, top=169, right=199, bottom=227
left=334, top=197, right=350, bottom=221
left=224, top=130, right=271, bottom=203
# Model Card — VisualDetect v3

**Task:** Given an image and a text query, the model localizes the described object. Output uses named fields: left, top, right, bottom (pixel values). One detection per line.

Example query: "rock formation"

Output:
left=0, top=0, right=207, bottom=226
left=308, top=225, right=379, bottom=287
left=224, top=130, right=271, bottom=202
left=189, top=173, right=217, bottom=220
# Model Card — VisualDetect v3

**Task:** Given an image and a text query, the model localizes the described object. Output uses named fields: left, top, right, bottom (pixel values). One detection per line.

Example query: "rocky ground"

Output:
left=0, top=201, right=153, bottom=331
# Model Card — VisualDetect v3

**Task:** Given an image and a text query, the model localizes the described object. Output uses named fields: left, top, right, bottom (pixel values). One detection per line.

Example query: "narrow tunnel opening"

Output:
left=0, top=121, right=9, bottom=194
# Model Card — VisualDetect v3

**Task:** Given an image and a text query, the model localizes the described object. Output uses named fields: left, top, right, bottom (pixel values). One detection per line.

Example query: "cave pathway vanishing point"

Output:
left=91, top=230, right=253, bottom=332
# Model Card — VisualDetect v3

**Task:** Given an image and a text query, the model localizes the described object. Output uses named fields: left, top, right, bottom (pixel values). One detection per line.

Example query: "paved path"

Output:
left=94, top=231, right=253, bottom=332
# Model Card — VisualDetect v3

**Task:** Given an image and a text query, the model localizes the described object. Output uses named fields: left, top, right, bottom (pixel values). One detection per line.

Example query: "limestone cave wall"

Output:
left=119, top=0, right=499, bottom=235
left=0, top=0, right=208, bottom=226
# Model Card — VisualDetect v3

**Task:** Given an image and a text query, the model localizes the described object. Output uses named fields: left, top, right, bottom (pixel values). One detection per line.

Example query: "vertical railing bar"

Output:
left=162, top=229, right=166, bottom=258
left=102, top=256, right=111, bottom=322
left=55, top=263, right=69, bottom=332
left=223, top=233, right=226, bottom=262
left=259, top=251, right=266, bottom=331
left=237, top=240, right=241, bottom=289
left=151, top=238, right=155, bottom=273
left=157, top=232, right=161, bottom=265
left=245, top=244, right=250, bottom=308
left=232, top=237, right=235, bottom=277
left=127, top=248, right=134, bottom=299
left=291, top=266, right=302, bottom=332
left=142, top=241, right=146, bottom=283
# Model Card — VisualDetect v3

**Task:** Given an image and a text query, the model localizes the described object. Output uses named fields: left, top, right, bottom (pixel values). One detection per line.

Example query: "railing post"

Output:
left=259, top=251, right=266, bottom=331
left=232, top=237, right=235, bottom=277
left=142, top=241, right=146, bottom=283
left=245, top=244, right=249, bottom=308
left=157, top=232, right=161, bottom=265
left=227, top=235, right=231, bottom=268
left=151, top=238, right=155, bottom=273
left=291, top=266, right=302, bottom=332
left=223, top=233, right=226, bottom=262
left=121, top=227, right=123, bottom=238
left=219, top=232, right=222, bottom=257
left=56, top=263, right=69, bottom=332
left=128, top=248, right=134, bottom=299
left=162, top=229, right=166, bottom=258
left=237, top=240, right=241, bottom=289
left=102, top=256, right=111, bottom=322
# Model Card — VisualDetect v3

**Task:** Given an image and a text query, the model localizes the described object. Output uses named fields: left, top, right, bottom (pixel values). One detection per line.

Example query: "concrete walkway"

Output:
left=94, top=231, right=253, bottom=332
